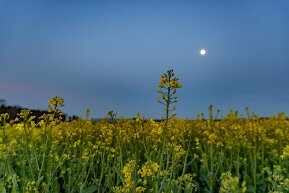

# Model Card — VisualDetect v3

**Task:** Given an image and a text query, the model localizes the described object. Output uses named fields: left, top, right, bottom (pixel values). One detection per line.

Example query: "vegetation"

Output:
left=1, top=70, right=289, bottom=193
left=0, top=105, right=70, bottom=122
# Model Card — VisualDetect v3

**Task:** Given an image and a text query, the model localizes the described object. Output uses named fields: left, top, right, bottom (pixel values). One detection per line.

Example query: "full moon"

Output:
left=200, top=49, right=206, bottom=55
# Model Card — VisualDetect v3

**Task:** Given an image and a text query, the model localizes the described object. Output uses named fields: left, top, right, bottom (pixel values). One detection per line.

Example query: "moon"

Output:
left=200, top=49, right=206, bottom=56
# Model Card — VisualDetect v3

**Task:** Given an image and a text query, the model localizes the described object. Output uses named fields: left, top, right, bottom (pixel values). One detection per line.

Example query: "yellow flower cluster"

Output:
left=167, top=142, right=186, bottom=161
left=138, top=161, right=159, bottom=178
left=25, top=181, right=38, bottom=193
left=195, top=112, right=289, bottom=151
left=122, top=160, right=137, bottom=192
left=281, top=145, right=289, bottom=160
left=219, top=172, right=246, bottom=193
left=114, top=160, right=160, bottom=192
left=262, top=165, right=289, bottom=192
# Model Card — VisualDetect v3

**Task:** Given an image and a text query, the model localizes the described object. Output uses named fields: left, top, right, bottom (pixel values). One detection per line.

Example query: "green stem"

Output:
left=38, top=125, right=49, bottom=180
left=2, top=125, right=6, bottom=145
left=237, top=146, right=240, bottom=178
left=97, top=152, right=106, bottom=193
left=209, top=143, right=214, bottom=192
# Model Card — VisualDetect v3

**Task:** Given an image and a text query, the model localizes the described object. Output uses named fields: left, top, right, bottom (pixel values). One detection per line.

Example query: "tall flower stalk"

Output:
left=156, top=69, right=183, bottom=184
left=157, top=69, right=182, bottom=124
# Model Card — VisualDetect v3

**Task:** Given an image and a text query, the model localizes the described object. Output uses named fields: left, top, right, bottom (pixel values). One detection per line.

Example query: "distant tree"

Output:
left=0, top=98, right=6, bottom=107
left=0, top=104, right=67, bottom=122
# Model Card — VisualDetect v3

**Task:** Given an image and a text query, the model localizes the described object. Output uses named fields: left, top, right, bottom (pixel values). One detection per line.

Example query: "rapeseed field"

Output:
left=1, top=70, right=289, bottom=192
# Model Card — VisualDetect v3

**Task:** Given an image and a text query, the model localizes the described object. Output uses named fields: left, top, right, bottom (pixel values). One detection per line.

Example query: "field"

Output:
left=1, top=71, right=289, bottom=193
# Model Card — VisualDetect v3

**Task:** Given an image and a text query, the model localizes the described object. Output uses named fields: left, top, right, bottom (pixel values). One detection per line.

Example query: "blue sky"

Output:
left=0, top=0, right=289, bottom=119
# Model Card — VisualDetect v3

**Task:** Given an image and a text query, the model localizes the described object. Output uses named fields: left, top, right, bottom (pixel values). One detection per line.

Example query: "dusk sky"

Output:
left=1, top=0, right=289, bottom=119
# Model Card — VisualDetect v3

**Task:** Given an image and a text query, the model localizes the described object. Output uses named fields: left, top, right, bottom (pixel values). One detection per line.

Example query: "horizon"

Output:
left=0, top=97, right=288, bottom=120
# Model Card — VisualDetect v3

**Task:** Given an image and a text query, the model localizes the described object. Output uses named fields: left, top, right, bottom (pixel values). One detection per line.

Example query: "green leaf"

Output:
left=80, top=185, right=98, bottom=193
left=36, top=176, right=44, bottom=187
left=1, top=186, right=7, bottom=193
left=11, top=174, right=19, bottom=193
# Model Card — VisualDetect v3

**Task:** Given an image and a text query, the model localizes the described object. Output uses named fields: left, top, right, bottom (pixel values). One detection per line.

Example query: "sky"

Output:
left=0, top=0, right=289, bottom=119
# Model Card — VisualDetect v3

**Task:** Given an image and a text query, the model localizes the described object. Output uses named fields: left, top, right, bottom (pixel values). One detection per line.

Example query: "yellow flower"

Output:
left=16, top=123, right=24, bottom=130
left=136, top=186, right=146, bottom=193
